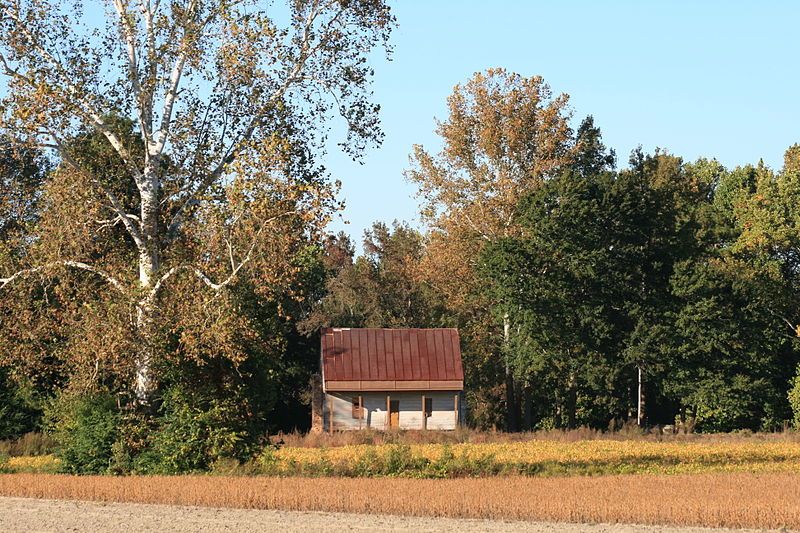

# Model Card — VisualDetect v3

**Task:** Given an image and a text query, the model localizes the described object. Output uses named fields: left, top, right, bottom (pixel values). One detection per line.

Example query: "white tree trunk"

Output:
left=637, top=365, right=644, bottom=427
left=134, top=171, right=161, bottom=404
left=134, top=295, right=155, bottom=403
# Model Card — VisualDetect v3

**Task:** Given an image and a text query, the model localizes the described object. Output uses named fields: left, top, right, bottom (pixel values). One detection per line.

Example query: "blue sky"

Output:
left=325, top=0, right=800, bottom=247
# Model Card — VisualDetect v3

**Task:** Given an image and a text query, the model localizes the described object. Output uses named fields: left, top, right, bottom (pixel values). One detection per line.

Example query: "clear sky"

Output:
left=325, top=0, right=800, bottom=247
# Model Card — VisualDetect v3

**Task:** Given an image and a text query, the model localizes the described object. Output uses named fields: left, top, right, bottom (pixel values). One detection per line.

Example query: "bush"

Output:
left=0, top=369, right=39, bottom=440
left=789, top=369, right=800, bottom=429
left=47, top=392, right=120, bottom=474
left=134, top=387, right=248, bottom=474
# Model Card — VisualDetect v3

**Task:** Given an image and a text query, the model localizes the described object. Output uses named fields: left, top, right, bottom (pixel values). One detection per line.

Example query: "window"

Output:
left=351, top=397, right=364, bottom=419
left=424, top=398, right=433, bottom=418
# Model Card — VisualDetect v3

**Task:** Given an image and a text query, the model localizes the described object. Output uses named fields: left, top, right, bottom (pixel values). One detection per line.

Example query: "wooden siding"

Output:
left=323, top=391, right=463, bottom=431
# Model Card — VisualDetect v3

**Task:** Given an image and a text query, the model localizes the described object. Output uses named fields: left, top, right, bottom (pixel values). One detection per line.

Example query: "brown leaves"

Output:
left=408, top=68, right=574, bottom=243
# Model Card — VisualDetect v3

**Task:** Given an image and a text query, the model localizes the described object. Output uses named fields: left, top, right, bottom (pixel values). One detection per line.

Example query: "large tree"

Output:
left=480, top=150, right=714, bottom=429
left=0, top=0, right=394, bottom=404
left=407, top=68, right=574, bottom=430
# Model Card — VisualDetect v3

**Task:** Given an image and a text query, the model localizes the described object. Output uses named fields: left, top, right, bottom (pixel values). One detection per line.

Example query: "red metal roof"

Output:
left=321, top=328, right=464, bottom=382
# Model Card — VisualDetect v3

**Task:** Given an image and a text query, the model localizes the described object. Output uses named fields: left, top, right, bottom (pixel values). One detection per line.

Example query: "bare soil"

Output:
left=0, top=497, right=789, bottom=533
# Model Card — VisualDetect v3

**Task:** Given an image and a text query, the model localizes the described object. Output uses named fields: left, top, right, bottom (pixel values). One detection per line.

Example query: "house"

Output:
left=312, top=327, right=465, bottom=431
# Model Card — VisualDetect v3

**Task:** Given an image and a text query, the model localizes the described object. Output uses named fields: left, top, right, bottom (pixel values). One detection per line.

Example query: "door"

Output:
left=389, top=400, right=400, bottom=428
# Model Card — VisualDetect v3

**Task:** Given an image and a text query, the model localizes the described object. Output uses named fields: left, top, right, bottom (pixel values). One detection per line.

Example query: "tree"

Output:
left=407, top=68, right=574, bottom=430
left=302, top=221, right=444, bottom=330
left=0, top=136, right=48, bottom=261
left=0, top=139, right=50, bottom=436
left=480, top=149, right=713, bottom=429
left=0, top=0, right=394, bottom=404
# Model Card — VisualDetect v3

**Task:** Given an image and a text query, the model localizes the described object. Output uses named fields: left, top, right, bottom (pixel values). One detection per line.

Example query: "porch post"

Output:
left=328, top=396, right=334, bottom=434
left=359, top=395, right=363, bottom=430
left=386, top=394, right=391, bottom=430
left=422, top=394, right=427, bottom=430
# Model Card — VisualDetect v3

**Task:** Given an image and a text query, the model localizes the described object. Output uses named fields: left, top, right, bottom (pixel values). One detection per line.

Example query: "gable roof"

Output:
left=321, top=328, right=464, bottom=391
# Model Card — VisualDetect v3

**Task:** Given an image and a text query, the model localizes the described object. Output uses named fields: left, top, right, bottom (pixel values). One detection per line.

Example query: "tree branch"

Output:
left=49, top=132, right=147, bottom=251
left=0, top=261, right=127, bottom=293
left=0, top=16, right=145, bottom=185
left=151, top=210, right=296, bottom=298
left=112, top=0, right=150, bottom=140
left=165, top=3, right=329, bottom=235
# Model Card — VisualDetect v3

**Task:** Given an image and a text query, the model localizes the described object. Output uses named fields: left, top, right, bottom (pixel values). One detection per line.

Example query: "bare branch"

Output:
left=1, top=261, right=127, bottom=293
left=151, top=210, right=296, bottom=298
left=49, top=132, right=147, bottom=251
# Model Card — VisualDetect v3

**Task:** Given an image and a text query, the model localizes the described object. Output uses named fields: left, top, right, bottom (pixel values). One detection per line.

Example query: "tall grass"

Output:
left=6, top=437, right=800, bottom=477
left=2, top=472, right=800, bottom=529
left=263, top=439, right=800, bottom=478
left=0, top=433, right=56, bottom=457
left=270, top=427, right=800, bottom=448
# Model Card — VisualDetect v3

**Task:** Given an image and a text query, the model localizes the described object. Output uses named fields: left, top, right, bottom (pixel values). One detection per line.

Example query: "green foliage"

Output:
left=133, top=387, right=249, bottom=474
left=47, top=392, right=120, bottom=474
left=302, top=221, right=448, bottom=332
left=0, top=369, right=40, bottom=440
left=479, top=145, right=799, bottom=431
left=789, top=368, right=800, bottom=428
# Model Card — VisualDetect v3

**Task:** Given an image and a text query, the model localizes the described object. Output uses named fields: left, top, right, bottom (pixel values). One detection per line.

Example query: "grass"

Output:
left=269, top=426, right=800, bottom=447
left=261, top=438, right=800, bottom=477
left=0, top=432, right=55, bottom=457
left=0, top=455, right=60, bottom=474
left=5, top=435, right=800, bottom=478
left=1, top=472, right=800, bottom=529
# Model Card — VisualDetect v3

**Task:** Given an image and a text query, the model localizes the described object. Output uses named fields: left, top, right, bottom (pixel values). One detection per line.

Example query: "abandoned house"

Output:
left=312, top=327, right=465, bottom=431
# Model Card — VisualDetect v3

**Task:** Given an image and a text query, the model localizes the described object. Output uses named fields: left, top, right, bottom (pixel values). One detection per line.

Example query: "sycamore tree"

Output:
left=0, top=0, right=394, bottom=404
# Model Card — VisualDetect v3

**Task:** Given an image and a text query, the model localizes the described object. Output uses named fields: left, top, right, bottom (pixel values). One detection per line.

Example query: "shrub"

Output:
left=47, top=392, right=120, bottom=474
left=788, top=369, right=800, bottom=429
left=134, top=387, right=248, bottom=474
left=0, top=369, right=39, bottom=440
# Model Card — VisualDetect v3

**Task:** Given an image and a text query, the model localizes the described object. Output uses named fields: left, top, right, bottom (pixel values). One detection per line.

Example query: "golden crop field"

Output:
left=2, top=472, right=800, bottom=529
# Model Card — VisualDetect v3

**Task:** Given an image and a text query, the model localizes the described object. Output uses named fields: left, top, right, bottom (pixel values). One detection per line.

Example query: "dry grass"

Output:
left=271, top=427, right=800, bottom=447
left=0, top=432, right=56, bottom=457
left=1, top=472, right=800, bottom=529
left=7, top=438, right=800, bottom=477
left=270, top=439, right=800, bottom=476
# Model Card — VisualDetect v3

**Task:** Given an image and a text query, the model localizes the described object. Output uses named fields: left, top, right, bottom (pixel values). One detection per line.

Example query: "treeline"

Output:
left=3, top=65, right=800, bottom=475
left=308, top=70, right=800, bottom=433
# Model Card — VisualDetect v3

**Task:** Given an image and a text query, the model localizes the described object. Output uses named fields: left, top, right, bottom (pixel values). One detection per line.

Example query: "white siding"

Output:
left=323, top=391, right=462, bottom=431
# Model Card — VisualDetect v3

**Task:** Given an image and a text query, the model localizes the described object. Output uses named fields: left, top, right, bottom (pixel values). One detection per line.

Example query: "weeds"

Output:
left=0, top=433, right=56, bottom=457
left=7, top=433, right=800, bottom=478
